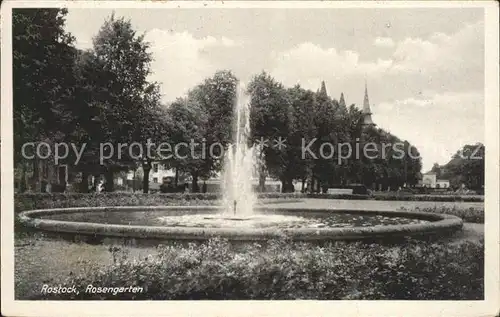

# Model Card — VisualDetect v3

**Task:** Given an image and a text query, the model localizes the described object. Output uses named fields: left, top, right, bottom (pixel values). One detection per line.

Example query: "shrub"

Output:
left=15, top=192, right=483, bottom=214
left=13, top=192, right=367, bottom=213
left=14, top=193, right=220, bottom=213
left=30, top=238, right=483, bottom=300
left=372, top=194, right=483, bottom=202
left=400, top=206, right=484, bottom=224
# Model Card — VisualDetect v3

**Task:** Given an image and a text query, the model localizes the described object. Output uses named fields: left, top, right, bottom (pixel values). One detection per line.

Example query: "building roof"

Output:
left=362, top=81, right=376, bottom=126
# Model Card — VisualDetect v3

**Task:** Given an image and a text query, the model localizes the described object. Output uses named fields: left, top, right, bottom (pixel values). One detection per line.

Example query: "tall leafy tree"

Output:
left=248, top=72, right=291, bottom=191
left=165, top=97, right=208, bottom=192
left=443, top=143, right=485, bottom=190
left=287, top=85, right=317, bottom=192
left=13, top=8, right=77, bottom=191
left=187, top=70, right=238, bottom=182
left=83, top=14, right=163, bottom=191
left=311, top=87, right=339, bottom=192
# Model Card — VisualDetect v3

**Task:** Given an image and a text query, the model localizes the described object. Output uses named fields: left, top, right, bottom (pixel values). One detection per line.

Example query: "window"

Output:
left=153, top=163, right=158, bottom=173
left=153, top=177, right=158, bottom=183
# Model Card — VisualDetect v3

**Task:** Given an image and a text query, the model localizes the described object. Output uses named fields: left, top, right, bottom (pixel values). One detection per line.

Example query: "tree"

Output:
left=248, top=72, right=292, bottom=191
left=165, top=97, right=208, bottom=192
left=80, top=14, right=164, bottom=191
left=187, top=70, right=238, bottom=182
left=134, top=84, right=169, bottom=193
left=287, top=85, right=317, bottom=192
left=68, top=49, right=112, bottom=191
left=13, top=8, right=77, bottom=191
left=443, top=143, right=484, bottom=190
left=431, top=163, right=442, bottom=178
left=311, top=88, right=341, bottom=192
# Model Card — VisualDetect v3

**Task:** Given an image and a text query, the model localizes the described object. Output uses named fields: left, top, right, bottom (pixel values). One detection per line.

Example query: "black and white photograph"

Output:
left=1, top=1, right=499, bottom=316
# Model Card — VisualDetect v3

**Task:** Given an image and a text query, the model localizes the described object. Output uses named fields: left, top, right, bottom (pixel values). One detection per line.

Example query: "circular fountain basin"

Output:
left=18, top=206, right=463, bottom=242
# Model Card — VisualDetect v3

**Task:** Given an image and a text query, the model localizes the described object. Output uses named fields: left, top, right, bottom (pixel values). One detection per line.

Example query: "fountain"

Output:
left=222, top=83, right=256, bottom=217
left=17, top=84, right=464, bottom=242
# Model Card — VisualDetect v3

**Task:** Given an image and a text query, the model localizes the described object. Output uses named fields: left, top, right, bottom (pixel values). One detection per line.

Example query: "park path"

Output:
left=269, top=199, right=484, bottom=244
left=268, top=198, right=483, bottom=211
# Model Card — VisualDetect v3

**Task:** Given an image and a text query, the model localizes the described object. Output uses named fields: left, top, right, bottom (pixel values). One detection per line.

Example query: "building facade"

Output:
left=421, top=172, right=450, bottom=189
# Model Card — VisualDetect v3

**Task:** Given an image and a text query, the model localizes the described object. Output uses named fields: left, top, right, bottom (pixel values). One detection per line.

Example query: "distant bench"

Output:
left=326, top=188, right=353, bottom=195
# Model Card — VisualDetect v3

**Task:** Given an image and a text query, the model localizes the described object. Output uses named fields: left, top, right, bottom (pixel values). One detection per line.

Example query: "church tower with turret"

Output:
left=362, top=81, right=376, bottom=127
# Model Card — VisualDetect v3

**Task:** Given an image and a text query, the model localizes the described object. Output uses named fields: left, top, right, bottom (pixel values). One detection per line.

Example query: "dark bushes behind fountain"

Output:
left=15, top=191, right=484, bottom=211
left=28, top=237, right=484, bottom=300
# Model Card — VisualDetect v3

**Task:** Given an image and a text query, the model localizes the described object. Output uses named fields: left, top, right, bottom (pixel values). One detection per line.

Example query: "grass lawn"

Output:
left=15, top=233, right=159, bottom=299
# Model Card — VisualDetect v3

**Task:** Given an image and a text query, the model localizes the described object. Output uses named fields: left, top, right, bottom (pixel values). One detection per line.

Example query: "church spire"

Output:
left=362, top=81, right=376, bottom=127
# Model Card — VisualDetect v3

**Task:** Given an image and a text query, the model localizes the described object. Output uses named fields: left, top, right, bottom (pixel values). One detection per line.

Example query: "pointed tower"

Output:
left=362, top=81, right=376, bottom=127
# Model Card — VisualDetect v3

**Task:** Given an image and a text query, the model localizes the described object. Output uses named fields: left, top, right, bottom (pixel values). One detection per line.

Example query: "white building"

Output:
left=126, top=163, right=175, bottom=184
left=435, top=179, right=450, bottom=189
left=421, top=172, right=450, bottom=189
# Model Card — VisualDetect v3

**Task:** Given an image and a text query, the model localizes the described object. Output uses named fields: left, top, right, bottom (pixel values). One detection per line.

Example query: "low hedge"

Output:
left=15, top=192, right=219, bottom=213
left=33, top=237, right=483, bottom=300
left=14, top=191, right=483, bottom=213
left=14, top=192, right=368, bottom=213
left=399, top=206, right=484, bottom=224
left=373, top=194, right=483, bottom=202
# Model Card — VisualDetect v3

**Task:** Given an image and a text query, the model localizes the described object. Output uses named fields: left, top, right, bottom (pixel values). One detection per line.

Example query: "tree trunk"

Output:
left=79, top=170, right=89, bottom=193
left=259, top=171, right=266, bottom=192
left=104, top=169, right=114, bottom=192
left=191, top=173, right=199, bottom=193
left=258, top=150, right=266, bottom=192
left=20, top=162, right=27, bottom=193
left=310, top=176, right=315, bottom=194
left=32, top=158, right=41, bottom=192
left=282, top=177, right=294, bottom=193
left=301, top=178, right=305, bottom=193
left=306, top=167, right=313, bottom=194
left=174, top=168, right=179, bottom=187
left=92, top=173, right=100, bottom=192
left=143, top=166, right=151, bottom=193
left=132, top=170, right=136, bottom=193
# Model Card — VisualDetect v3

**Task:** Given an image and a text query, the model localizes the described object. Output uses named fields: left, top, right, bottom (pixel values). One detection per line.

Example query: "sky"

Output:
left=64, top=8, right=485, bottom=171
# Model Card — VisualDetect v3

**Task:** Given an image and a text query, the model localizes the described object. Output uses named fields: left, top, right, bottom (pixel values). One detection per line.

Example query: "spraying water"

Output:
left=222, top=84, right=256, bottom=216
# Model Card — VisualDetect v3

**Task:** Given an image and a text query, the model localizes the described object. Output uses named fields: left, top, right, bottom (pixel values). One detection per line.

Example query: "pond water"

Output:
left=41, top=209, right=430, bottom=229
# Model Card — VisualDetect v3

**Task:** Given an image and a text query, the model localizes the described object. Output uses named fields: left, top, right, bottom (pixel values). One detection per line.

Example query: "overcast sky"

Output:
left=64, top=8, right=484, bottom=171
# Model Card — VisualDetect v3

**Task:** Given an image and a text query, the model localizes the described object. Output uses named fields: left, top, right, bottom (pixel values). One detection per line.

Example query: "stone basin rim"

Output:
left=18, top=205, right=464, bottom=241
